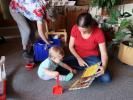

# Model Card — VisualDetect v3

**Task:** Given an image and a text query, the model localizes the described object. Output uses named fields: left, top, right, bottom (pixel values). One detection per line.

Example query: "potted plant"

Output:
left=92, top=1, right=133, bottom=66
left=107, top=15, right=133, bottom=66
left=117, top=19, right=133, bottom=66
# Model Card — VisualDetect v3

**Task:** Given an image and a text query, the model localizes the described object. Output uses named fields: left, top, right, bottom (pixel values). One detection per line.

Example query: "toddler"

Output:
left=38, top=46, right=76, bottom=81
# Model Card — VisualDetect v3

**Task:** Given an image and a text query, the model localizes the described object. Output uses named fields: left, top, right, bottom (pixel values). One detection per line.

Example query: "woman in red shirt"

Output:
left=65, top=13, right=111, bottom=83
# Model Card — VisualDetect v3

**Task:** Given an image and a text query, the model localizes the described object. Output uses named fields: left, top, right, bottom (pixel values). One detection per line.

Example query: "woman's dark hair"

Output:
left=76, top=13, right=98, bottom=28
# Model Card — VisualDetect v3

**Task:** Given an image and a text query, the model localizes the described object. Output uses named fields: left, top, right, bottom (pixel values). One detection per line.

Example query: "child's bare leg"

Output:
left=39, top=71, right=73, bottom=81
left=39, top=75, right=55, bottom=80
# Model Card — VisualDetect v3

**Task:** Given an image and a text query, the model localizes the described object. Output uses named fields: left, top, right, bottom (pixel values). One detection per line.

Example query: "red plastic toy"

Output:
left=0, top=80, right=6, bottom=100
left=25, top=63, right=34, bottom=71
left=52, top=75, right=63, bottom=95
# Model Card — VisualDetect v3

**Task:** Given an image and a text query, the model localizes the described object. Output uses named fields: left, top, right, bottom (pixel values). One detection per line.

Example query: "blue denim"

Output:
left=63, top=55, right=111, bottom=83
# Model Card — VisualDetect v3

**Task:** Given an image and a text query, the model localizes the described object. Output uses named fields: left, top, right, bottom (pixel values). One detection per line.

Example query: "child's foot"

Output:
left=65, top=73, right=73, bottom=81
left=59, top=73, right=73, bottom=81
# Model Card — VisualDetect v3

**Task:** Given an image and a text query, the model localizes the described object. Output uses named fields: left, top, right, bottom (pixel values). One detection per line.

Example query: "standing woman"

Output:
left=67, top=12, right=111, bottom=83
left=9, top=0, right=51, bottom=58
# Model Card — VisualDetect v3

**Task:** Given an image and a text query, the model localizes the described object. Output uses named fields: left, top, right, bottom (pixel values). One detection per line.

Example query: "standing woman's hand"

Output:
left=77, top=57, right=88, bottom=67
left=37, top=20, right=51, bottom=45
left=45, top=40, right=51, bottom=45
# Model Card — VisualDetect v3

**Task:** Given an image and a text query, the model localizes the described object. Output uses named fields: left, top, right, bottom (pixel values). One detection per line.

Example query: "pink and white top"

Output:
left=9, top=0, right=48, bottom=21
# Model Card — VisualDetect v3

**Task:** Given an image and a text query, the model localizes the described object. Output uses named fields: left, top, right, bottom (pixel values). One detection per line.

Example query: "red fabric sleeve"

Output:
left=70, top=25, right=77, bottom=38
left=95, top=28, right=105, bottom=43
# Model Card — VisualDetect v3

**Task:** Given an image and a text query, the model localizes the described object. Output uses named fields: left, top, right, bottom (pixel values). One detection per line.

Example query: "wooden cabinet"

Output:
left=49, top=6, right=89, bottom=41
left=46, top=6, right=89, bottom=43
left=48, top=6, right=89, bottom=33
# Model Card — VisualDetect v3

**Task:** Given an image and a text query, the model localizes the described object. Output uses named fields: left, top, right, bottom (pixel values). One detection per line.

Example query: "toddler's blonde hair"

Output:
left=49, top=46, right=64, bottom=58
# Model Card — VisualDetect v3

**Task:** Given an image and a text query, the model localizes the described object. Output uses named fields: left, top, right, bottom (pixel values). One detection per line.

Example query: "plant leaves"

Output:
left=115, top=31, right=127, bottom=41
left=119, top=19, right=130, bottom=30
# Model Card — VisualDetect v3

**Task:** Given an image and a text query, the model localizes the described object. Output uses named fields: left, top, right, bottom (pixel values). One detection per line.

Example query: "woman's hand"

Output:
left=77, top=57, right=88, bottom=67
left=45, top=40, right=51, bottom=45
left=95, top=66, right=105, bottom=77
left=46, top=40, right=54, bottom=45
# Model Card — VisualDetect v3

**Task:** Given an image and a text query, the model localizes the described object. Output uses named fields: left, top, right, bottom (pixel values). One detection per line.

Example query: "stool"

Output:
left=47, top=29, right=67, bottom=45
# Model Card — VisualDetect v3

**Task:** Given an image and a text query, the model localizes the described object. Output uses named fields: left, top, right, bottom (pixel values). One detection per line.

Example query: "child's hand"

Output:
left=72, top=69, right=77, bottom=74
left=69, top=68, right=77, bottom=74
left=52, top=71, right=59, bottom=78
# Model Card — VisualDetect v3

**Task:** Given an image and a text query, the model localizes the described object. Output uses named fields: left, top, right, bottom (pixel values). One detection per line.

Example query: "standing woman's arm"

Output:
left=37, top=20, right=50, bottom=44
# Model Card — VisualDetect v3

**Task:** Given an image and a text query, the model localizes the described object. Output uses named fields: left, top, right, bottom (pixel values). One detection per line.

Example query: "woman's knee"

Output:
left=97, top=72, right=112, bottom=83
left=84, top=56, right=101, bottom=66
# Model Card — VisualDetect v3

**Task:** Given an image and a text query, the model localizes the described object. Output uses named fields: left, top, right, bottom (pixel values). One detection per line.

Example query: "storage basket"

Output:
left=34, top=38, right=61, bottom=62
